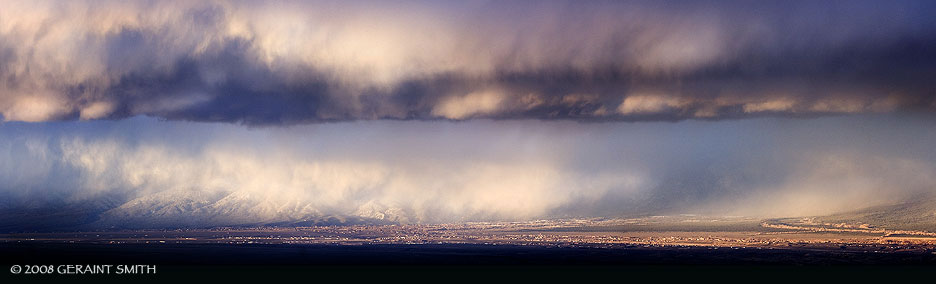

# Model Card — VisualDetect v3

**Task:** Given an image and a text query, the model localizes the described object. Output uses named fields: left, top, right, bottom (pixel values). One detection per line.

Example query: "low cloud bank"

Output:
left=2, top=115, right=935, bottom=230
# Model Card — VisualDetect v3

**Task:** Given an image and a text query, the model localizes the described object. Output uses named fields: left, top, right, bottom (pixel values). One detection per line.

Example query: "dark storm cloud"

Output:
left=1, top=0, right=935, bottom=123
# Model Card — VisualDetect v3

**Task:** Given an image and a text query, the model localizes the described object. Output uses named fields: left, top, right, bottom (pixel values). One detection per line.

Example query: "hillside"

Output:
left=805, top=195, right=936, bottom=233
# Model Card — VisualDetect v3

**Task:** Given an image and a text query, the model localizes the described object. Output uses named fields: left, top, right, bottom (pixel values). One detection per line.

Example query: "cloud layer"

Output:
left=2, top=114, right=936, bottom=230
left=1, top=0, right=935, bottom=124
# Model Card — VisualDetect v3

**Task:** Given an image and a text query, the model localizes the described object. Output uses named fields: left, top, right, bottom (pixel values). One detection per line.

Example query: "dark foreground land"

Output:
left=4, top=215, right=936, bottom=280
left=2, top=242, right=935, bottom=281
left=4, top=242, right=936, bottom=265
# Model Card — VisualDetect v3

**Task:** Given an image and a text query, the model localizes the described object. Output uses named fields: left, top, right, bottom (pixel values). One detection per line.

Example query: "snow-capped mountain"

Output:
left=90, top=189, right=400, bottom=229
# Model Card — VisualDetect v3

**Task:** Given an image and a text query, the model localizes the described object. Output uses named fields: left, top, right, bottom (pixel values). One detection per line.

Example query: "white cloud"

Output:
left=1, top=94, right=69, bottom=122
left=79, top=101, right=115, bottom=120
left=431, top=90, right=505, bottom=119
left=618, top=93, right=689, bottom=114
left=743, top=98, right=798, bottom=113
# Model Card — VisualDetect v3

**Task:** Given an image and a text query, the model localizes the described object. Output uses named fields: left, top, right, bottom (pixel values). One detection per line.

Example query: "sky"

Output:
left=1, top=0, right=936, bottom=231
